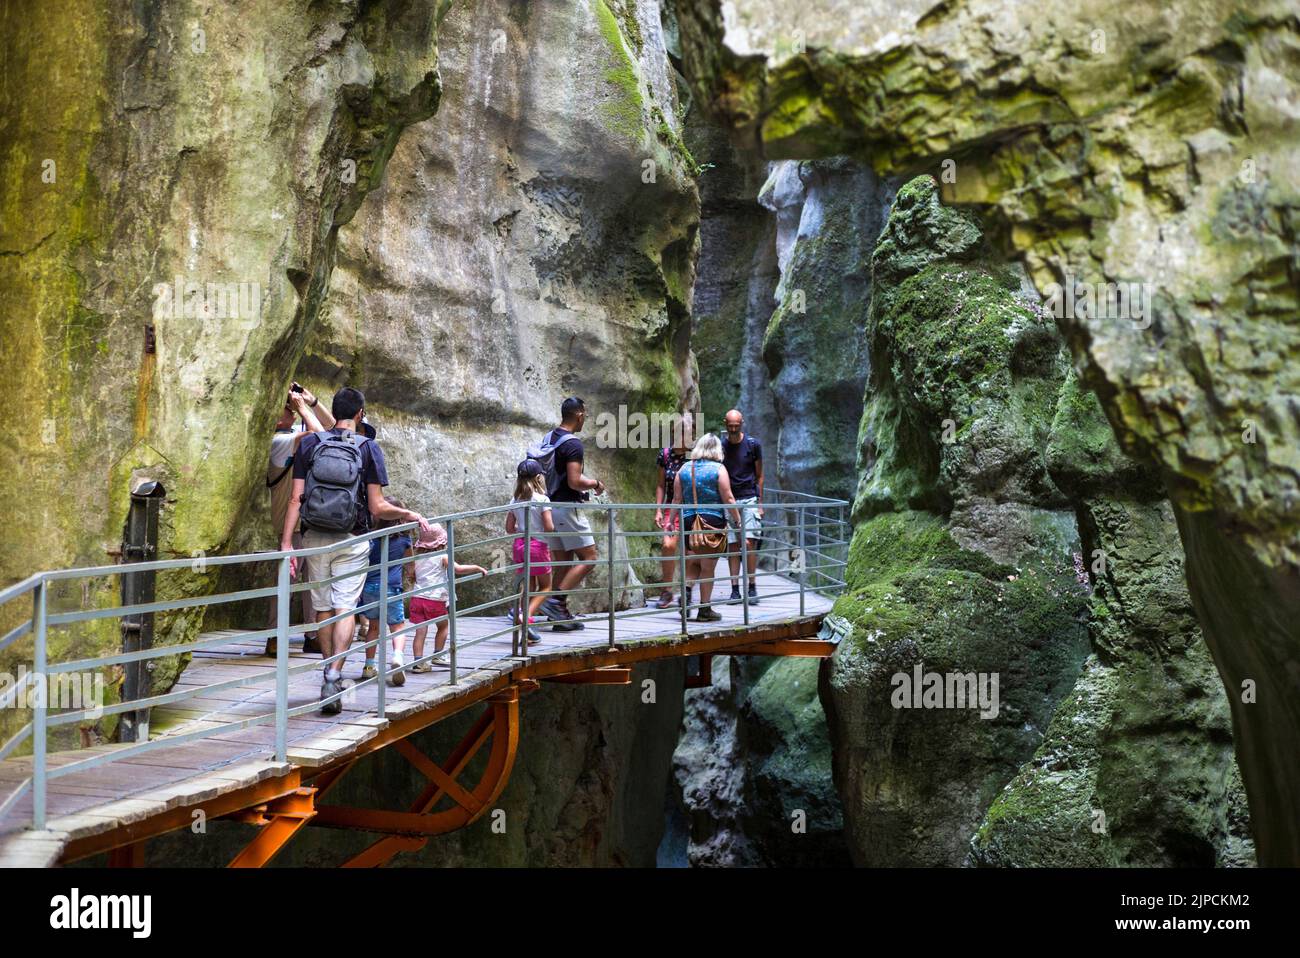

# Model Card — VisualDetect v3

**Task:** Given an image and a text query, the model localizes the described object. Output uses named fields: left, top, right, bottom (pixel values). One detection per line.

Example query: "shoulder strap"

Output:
left=266, top=463, right=292, bottom=489
left=690, top=462, right=699, bottom=507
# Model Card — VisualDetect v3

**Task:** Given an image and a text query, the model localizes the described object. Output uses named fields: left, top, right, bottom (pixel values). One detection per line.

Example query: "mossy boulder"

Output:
left=824, top=509, right=1088, bottom=865
left=824, top=178, right=1091, bottom=864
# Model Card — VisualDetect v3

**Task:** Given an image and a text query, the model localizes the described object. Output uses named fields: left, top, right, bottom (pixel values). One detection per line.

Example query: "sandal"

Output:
left=655, top=591, right=675, bottom=610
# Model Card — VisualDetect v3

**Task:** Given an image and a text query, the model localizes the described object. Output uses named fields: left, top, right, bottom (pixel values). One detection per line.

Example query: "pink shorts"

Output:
left=409, top=597, right=448, bottom=625
left=513, top=537, right=552, bottom=576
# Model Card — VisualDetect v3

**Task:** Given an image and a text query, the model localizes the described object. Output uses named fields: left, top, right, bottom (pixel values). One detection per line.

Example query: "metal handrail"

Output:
left=0, top=488, right=848, bottom=831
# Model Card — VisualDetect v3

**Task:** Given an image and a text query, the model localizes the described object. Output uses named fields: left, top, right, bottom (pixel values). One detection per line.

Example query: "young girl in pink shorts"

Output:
left=506, top=460, right=554, bottom=645
left=405, top=523, right=486, bottom=672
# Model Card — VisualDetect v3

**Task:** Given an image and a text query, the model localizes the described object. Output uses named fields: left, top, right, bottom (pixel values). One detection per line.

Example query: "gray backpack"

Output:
left=526, top=430, right=581, bottom=500
left=300, top=432, right=369, bottom=532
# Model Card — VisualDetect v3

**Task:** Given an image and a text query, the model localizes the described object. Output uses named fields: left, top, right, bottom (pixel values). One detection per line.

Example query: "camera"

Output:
left=290, top=382, right=304, bottom=394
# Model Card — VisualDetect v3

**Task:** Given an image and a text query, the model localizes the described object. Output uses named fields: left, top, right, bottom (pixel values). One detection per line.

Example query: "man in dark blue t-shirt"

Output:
left=722, top=408, right=764, bottom=605
left=541, top=397, right=604, bottom=631
left=279, top=386, right=431, bottom=714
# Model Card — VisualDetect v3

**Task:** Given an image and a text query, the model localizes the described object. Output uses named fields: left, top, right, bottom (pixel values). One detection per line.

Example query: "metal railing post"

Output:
left=377, top=530, right=389, bottom=718
left=519, top=506, right=531, bottom=658
left=798, top=504, right=807, bottom=616
left=739, top=507, right=750, bottom=626
left=274, top=555, right=290, bottom=763
left=32, top=578, right=47, bottom=830
left=446, top=519, right=457, bottom=684
left=607, top=505, right=616, bottom=650
left=678, top=503, right=688, bottom=635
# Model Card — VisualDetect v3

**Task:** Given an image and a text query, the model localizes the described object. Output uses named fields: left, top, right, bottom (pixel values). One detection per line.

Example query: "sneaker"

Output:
left=746, top=583, right=760, bottom=605
left=302, top=635, right=322, bottom=654
left=320, top=678, right=343, bottom=715
left=389, top=664, right=406, bottom=687
left=411, top=662, right=433, bottom=674
left=540, top=597, right=566, bottom=621
left=526, top=627, right=543, bottom=645
left=695, top=607, right=722, bottom=622
left=264, top=638, right=277, bottom=657
left=679, top=587, right=693, bottom=609
left=655, top=591, right=675, bottom=610
left=551, top=620, right=581, bottom=632
left=726, top=587, right=742, bottom=605
left=362, top=664, right=378, bottom=681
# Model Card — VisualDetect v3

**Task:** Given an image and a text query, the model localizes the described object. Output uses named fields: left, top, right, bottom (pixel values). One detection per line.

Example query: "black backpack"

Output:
left=300, top=432, right=369, bottom=532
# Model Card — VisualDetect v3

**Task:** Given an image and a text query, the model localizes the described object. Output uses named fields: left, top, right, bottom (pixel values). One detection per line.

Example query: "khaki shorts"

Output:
left=302, top=528, right=370, bottom=613
left=550, top=505, right=595, bottom=551
left=727, top=497, right=762, bottom=545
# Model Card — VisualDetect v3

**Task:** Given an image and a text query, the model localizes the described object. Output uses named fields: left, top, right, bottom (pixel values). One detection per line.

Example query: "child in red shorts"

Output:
left=405, top=523, right=486, bottom=672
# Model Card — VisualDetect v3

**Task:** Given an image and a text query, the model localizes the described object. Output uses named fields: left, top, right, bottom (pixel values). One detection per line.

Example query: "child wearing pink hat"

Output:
left=404, top=522, right=486, bottom=672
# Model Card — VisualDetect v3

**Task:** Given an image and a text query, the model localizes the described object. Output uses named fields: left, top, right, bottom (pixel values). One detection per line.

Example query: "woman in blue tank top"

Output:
left=672, top=433, right=739, bottom=622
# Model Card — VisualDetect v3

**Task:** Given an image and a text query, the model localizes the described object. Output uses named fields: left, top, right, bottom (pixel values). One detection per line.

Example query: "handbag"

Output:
left=687, top=463, right=726, bottom=552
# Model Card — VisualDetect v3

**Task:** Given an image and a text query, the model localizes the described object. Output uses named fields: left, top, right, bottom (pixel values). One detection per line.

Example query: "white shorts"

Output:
left=550, top=505, right=595, bottom=551
left=302, top=528, right=371, bottom=613
left=727, top=497, right=762, bottom=545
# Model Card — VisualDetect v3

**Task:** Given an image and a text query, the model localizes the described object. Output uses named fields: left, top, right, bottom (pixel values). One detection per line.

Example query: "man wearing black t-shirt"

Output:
left=723, top=409, right=764, bottom=604
left=541, top=397, right=604, bottom=631
left=280, top=386, right=432, bottom=713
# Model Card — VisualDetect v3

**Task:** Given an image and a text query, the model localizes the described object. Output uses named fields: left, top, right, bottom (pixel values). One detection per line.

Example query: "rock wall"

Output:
left=823, top=176, right=1249, bottom=866
left=284, top=0, right=701, bottom=609
left=759, top=158, right=893, bottom=501
left=972, top=370, right=1252, bottom=866
left=1, top=0, right=447, bottom=743
left=824, top=177, right=1092, bottom=865
left=677, top=0, right=1298, bottom=865
left=4, top=0, right=708, bottom=866
left=672, top=655, right=849, bottom=866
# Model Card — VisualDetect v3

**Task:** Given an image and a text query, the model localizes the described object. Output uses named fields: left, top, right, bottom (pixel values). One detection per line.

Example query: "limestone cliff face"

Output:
left=1, top=0, right=446, bottom=737
left=287, top=0, right=699, bottom=604
left=677, top=0, right=1298, bottom=865
left=3, top=0, right=703, bottom=863
left=759, top=158, right=893, bottom=501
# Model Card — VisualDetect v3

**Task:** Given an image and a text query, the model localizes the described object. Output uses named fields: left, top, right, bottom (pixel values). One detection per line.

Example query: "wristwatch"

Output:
left=309, top=397, right=318, bottom=408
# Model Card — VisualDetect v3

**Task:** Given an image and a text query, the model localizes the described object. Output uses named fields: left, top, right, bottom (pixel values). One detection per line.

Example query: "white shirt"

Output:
left=413, top=552, right=448, bottom=602
left=510, top=492, right=552, bottom=530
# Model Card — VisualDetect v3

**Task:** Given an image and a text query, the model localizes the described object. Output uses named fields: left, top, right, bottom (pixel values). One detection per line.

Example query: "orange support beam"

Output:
left=225, top=763, right=353, bottom=868
left=227, top=788, right=319, bottom=868
left=329, top=688, right=520, bottom=867
left=715, top=639, right=837, bottom=657
left=544, top=667, right=632, bottom=685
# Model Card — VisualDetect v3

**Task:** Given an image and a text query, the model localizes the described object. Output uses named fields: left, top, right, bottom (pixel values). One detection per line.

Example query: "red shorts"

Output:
left=513, top=537, right=552, bottom=576
left=409, top=597, right=448, bottom=625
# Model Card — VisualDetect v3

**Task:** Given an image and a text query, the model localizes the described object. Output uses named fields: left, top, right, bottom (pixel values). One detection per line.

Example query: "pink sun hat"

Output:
left=416, top=523, right=447, bottom=550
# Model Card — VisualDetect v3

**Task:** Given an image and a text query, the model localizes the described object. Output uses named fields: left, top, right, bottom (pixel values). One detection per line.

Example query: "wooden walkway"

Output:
left=0, top=571, right=833, bottom=866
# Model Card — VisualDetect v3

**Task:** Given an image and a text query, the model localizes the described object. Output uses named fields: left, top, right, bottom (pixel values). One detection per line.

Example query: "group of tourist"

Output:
left=268, top=386, right=766, bottom=712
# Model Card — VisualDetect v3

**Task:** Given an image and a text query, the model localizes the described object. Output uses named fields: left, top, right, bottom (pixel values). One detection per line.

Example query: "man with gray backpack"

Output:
left=279, top=386, right=432, bottom=714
